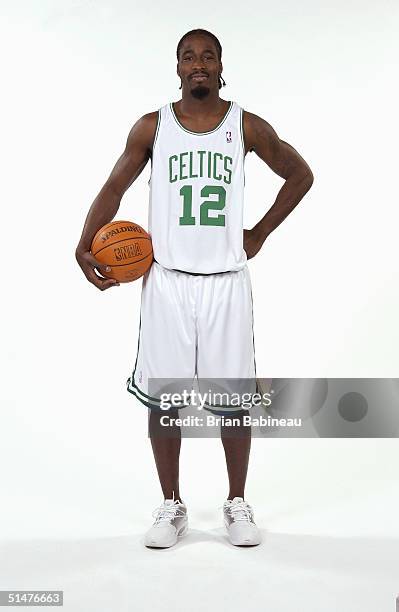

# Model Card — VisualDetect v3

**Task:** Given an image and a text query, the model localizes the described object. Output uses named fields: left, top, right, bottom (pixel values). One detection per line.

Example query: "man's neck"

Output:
left=178, top=93, right=226, bottom=117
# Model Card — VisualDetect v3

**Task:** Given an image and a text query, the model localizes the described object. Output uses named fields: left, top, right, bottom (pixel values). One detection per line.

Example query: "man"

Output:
left=76, top=28, right=314, bottom=548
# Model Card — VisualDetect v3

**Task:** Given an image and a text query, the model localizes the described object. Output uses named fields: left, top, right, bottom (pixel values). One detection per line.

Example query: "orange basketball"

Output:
left=91, top=220, right=153, bottom=283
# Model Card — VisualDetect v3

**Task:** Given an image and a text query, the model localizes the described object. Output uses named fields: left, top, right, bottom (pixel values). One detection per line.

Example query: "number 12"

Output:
left=179, top=185, right=226, bottom=226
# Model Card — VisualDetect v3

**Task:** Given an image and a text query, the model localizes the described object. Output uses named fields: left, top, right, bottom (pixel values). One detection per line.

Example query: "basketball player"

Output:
left=76, top=29, right=313, bottom=548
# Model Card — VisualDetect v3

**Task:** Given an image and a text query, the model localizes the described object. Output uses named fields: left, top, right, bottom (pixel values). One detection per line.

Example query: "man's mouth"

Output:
left=190, top=74, right=208, bottom=82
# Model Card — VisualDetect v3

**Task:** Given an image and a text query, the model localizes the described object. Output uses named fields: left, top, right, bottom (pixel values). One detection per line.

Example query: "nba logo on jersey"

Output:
left=226, top=130, right=232, bottom=143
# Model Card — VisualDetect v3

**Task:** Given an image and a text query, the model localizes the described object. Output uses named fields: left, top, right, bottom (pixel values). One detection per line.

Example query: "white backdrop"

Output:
left=1, top=1, right=399, bottom=611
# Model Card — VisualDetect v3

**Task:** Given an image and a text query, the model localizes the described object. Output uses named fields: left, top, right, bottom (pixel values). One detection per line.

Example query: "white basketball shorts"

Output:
left=126, top=261, right=257, bottom=415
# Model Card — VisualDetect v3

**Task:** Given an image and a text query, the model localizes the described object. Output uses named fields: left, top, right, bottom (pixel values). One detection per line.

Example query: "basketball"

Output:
left=91, top=220, right=153, bottom=283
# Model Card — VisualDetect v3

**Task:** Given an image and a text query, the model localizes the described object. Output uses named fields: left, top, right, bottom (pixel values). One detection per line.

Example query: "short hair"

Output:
left=176, top=29, right=224, bottom=89
left=176, top=29, right=222, bottom=61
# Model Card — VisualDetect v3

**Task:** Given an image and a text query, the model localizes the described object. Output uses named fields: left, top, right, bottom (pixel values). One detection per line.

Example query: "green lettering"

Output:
left=224, top=156, right=232, bottom=185
left=189, top=151, right=198, bottom=179
left=213, top=152, right=223, bottom=181
left=198, top=151, right=206, bottom=178
left=169, top=155, right=178, bottom=183
left=179, top=185, right=195, bottom=225
left=207, top=151, right=212, bottom=178
left=179, top=152, right=188, bottom=180
left=200, top=185, right=226, bottom=226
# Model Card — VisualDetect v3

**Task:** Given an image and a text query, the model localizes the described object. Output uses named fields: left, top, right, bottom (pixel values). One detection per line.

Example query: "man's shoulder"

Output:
left=124, top=110, right=160, bottom=153
left=241, top=110, right=263, bottom=153
left=134, top=110, right=160, bottom=139
left=242, top=109, right=261, bottom=124
left=139, top=110, right=160, bottom=126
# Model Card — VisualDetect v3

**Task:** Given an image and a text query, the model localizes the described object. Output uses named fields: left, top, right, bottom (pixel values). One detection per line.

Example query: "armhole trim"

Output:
left=148, top=109, right=161, bottom=187
left=152, top=108, right=161, bottom=152
left=239, top=107, right=245, bottom=155
left=239, top=107, right=246, bottom=187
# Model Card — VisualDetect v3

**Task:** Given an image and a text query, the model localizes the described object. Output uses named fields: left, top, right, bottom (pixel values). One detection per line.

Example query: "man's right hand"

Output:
left=75, top=249, right=120, bottom=291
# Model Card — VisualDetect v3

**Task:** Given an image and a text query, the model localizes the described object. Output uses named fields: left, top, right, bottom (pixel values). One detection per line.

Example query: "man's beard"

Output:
left=190, top=85, right=210, bottom=100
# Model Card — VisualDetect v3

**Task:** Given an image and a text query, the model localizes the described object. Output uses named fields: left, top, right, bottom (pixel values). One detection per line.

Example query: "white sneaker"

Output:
left=144, top=499, right=188, bottom=548
left=223, top=497, right=262, bottom=546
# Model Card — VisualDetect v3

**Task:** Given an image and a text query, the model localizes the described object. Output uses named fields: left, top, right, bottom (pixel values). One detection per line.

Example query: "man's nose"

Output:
left=192, top=57, right=206, bottom=71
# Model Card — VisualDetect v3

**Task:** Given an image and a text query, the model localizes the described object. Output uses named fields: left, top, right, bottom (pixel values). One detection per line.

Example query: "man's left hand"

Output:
left=243, top=227, right=267, bottom=260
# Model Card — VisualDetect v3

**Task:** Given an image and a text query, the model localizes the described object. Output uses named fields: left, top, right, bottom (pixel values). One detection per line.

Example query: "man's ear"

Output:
left=220, top=61, right=223, bottom=77
left=176, top=63, right=180, bottom=79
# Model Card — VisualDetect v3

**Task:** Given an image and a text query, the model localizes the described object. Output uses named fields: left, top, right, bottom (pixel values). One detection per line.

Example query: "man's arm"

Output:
left=75, top=111, right=158, bottom=290
left=242, top=111, right=314, bottom=259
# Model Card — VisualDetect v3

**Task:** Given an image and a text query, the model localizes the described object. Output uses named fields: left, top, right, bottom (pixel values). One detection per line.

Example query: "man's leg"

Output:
left=220, top=414, right=260, bottom=546
left=220, top=413, right=251, bottom=500
left=148, top=408, right=182, bottom=501
left=144, top=408, right=188, bottom=548
left=196, top=264, right=260, bottom=544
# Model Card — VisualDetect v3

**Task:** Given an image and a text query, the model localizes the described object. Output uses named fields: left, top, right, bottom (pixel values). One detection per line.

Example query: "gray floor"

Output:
left=1, top=529, right=398, bottom=611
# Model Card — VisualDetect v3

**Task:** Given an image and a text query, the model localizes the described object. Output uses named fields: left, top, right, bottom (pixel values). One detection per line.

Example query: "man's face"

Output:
left=177, top=35, right=222, bottom=99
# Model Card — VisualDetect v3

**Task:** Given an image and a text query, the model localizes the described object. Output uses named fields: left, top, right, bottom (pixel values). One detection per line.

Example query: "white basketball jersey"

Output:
left=148, top=100, right=247, bottom=274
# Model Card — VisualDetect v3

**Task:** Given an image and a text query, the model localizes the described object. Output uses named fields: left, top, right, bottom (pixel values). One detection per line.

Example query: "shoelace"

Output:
left=222, top=500, right=254, bottom=522
left=152, top=500, right=185, bottom=524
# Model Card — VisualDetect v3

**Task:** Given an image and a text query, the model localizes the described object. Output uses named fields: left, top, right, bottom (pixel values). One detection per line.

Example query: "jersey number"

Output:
left=179, top=185, right=226, bottom=226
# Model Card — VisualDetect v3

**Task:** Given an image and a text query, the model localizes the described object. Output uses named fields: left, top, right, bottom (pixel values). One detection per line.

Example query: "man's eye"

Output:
left=183, top=56, right=192, bottom=61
